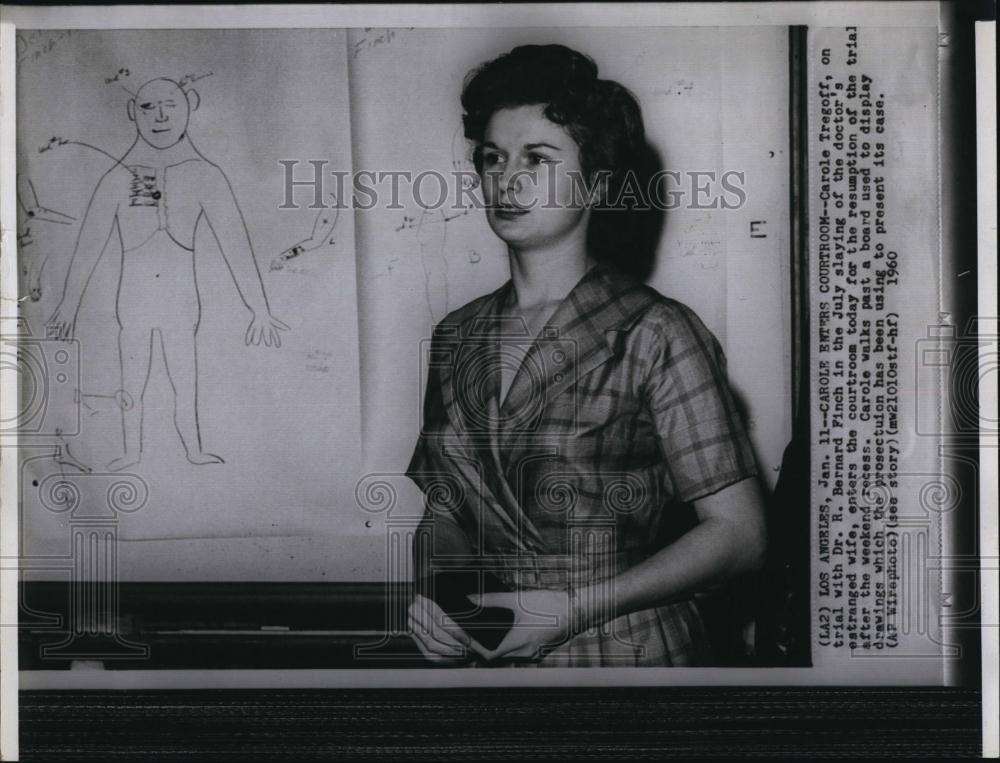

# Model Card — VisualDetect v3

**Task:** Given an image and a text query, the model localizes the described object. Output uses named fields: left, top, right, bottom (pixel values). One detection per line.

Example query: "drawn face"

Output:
left=131, top=79, right=191, bottom=149
left=481, top=105, right=591, bottom=252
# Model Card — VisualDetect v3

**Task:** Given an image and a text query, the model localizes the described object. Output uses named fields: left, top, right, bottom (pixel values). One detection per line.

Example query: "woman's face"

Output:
left=480, top=104, right=591, bottom=252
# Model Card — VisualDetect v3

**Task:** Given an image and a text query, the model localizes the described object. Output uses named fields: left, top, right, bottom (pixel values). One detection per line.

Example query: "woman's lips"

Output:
left=493, top=205, right=530, bottom=220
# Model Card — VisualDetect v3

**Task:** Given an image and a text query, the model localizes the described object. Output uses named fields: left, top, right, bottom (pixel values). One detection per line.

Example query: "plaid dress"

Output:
left=406, top=263, right=758, bottom=666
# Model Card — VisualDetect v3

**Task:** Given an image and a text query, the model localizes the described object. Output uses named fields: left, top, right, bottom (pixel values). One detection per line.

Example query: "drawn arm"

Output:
left=270, top=207, right=339, bottom=271
left=17, top=174, right=76, bottom=224
left=47, top=172, right=120, bottom=340
left=200, top=168, right=289, bottom=347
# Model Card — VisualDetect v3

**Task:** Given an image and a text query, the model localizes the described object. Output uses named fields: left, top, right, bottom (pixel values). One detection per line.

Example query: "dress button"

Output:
left=152, top=191, right=162, bottom=200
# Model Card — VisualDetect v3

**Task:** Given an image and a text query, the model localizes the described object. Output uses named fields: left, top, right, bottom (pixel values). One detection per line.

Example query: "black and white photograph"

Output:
left=0, top=2, right=995, bottom=758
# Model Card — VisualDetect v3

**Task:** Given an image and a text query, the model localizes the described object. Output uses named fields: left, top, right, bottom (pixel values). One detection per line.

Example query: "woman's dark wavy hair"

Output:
left=461, top=44, right=658, bottom=274
left=461, top=44, right=645, bottom=205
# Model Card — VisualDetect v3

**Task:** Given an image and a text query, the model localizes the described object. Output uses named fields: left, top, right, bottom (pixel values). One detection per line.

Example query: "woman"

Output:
left=406, top=44, right=765, bottom=667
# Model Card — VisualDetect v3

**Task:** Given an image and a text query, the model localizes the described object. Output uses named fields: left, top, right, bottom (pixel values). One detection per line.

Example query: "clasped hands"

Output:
left=408, top=588, right=581, bottom=665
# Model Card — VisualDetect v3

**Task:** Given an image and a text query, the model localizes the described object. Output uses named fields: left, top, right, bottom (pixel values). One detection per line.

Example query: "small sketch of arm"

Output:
left=395, top=207, right=471, bottom=232
left=270, top=206, right=340, bottom=271
left=17, top=174, right=76, bottom=224
left=38, top=136, right=144, bottom=182
left=178, top=71, right=214, bottom=88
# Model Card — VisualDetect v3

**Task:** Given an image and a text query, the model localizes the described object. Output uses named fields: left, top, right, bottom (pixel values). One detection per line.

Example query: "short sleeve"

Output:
left=405, top=328, right=446, bottom=489
left=404, top=325, right=473, bottom=517
left=641, top=302, right=758, bottom=502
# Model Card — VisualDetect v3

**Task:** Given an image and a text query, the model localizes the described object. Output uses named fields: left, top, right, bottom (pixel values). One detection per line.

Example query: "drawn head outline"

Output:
left=127, top=77, right=200, bottom=150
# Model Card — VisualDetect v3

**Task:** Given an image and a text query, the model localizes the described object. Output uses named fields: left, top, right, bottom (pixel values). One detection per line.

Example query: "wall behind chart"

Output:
left=16, top=27, right=791, bottom=581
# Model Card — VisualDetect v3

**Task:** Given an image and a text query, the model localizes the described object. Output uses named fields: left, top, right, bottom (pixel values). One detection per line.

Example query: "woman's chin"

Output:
left=487, top=219, right=535, bottom=246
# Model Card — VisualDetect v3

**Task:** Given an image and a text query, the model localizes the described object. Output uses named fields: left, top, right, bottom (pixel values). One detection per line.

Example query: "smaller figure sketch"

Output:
left=46, top=77, right=289, bottom=471
left=17, top=174, right=76, bottom=225
left=53, top=428, right=92, bottom=474
left=18, top=224, right=46, bottom=303
left=17, top=174, right=77, bottom=302
left=270, top=205, right=340, bottom=272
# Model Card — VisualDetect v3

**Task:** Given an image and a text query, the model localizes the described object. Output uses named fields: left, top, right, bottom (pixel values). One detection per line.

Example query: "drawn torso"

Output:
left=115, top=159, right=210, bottom=252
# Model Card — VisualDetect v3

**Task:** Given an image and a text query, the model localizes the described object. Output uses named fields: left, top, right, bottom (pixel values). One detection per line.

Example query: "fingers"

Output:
left=408, top=596, right=473, bottom=662
left=269, top=318, right=289, bottom=348
left=461, top=592, right=523, bottom=660
left=47, top=320, right=73, bottom=341
left=463, top=590, right=569, bottom=663
left=472, top=630, right=515, bottom=662
left=409, top=622, right=466, bottom=663
left=410, top=596, right=470, bottom=650
left=477, top=631, right=545, bottom=663
left=245, top=319, right=289, bottom=348
left=46, top=314, right=62, bottom=338
left=408, top=612, right=466, bottom=661
left=261, top=325, right=280, bottom=348
left=467, top=592, right=507, bottom=608
left=407, top=592, right=554, bottom=665
left=410, top=630, right=470, bottom=666
left=463, top=637, right=494, bottom=662
left=410, top=633, right=459, bottom=664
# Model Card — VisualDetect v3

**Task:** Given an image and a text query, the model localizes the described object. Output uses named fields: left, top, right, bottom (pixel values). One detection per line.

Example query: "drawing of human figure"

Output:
left=47, top=77, right=289, bottom=471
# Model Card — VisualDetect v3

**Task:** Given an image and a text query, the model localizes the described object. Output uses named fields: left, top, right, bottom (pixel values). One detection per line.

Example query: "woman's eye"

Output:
left=482, top=152, right=504, bottom=166
left=528, top=153, right=553, bottom=165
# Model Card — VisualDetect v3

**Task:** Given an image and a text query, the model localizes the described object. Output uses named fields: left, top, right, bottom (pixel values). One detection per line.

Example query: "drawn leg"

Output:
left=54, top=432, right=92, bottom=473
left=159, top=325, right=223, bottom=466
left=107, top=325, right=153, bottom=472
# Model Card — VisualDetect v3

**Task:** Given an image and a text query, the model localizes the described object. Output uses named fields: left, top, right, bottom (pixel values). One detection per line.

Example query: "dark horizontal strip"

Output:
left=21, top=581, right=410, bottom=632
left=19, top=688, right=981, bottom=759
left=20, top=631, right=427, bottom=670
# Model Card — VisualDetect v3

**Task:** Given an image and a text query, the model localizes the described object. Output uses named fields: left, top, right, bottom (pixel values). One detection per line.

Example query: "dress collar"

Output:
left=447, top=263, right=656, bottom=445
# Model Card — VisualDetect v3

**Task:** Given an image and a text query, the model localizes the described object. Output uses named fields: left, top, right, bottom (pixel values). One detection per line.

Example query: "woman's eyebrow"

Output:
left=481, top=141, right=563, bottom=152
left=524, top=142, right=563, bottom=152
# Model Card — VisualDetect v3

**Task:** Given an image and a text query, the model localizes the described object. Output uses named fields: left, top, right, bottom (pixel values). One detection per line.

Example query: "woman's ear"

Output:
left=127, top=98, right=136, bottom=122
left=186, top=88, right=201, bottom=112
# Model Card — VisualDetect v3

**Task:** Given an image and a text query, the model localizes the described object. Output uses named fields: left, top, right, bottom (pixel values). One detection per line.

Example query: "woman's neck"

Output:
left=506, top=238, right=597, bottom=311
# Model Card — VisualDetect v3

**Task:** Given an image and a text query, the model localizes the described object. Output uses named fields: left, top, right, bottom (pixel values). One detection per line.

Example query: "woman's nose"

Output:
left=500, top=163, right=532, bottom=197
left=504, top=170, right=521, bottom=194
